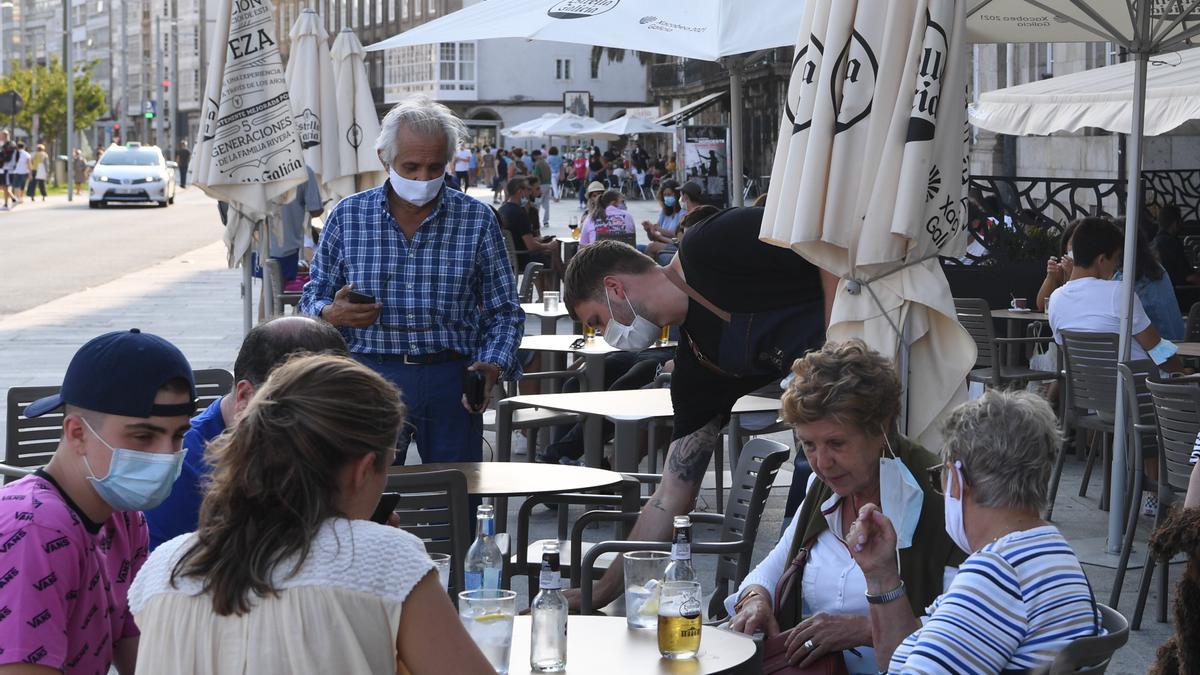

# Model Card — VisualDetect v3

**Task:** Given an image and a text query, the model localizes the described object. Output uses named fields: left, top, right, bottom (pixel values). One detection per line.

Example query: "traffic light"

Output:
left=145, top=110, right=154, bottom=119
left=113, top=123, right=121, bottom=141
left=162, top=79, right=170, bottom=93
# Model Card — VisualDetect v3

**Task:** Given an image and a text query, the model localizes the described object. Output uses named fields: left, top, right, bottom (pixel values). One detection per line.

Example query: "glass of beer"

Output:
left=657, top=580, right=702, bottom=659
left=657, top=324, right=671, bottom=347
left=583, top=324, right=596, bottom=343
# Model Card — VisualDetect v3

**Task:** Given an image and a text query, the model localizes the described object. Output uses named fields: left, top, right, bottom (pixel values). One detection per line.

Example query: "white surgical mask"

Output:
left=387, top=167, right=444, bottom=207
left=604, top=290, right=660, bottom=352
left=878, top=433, right=924, bottom=550
left=942, top=460, right=973, bottom=554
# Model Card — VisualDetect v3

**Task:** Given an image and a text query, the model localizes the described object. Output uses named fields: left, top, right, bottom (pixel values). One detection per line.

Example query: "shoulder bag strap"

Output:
left=663, top=252, right=733, bottom=323
left=773, top=534, right=819, bottom=617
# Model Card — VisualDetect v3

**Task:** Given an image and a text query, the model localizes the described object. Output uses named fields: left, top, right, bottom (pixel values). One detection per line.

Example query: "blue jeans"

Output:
left=354, top=354, right=483, bottom=465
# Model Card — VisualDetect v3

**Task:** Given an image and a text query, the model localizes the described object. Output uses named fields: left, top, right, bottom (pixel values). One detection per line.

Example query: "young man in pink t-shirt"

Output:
left=0, top=329, right=195, bottom=674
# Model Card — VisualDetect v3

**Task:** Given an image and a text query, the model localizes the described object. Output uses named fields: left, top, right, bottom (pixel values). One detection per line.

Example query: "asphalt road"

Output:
left=0, top=187, right=224, bottom=317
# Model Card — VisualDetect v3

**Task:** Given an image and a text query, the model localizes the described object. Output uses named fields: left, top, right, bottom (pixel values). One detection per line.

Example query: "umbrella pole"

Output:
left=1107, top=47, right=1149, bottom=555
left=727, top=57, right=745, bottom=207
left=241, top=246, right=253, bottom=335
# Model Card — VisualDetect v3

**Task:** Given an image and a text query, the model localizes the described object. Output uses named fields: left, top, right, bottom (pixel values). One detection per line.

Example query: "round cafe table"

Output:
left=387, top=462, right=623, bottom=498
left=506, top=615, right=758, bottom=674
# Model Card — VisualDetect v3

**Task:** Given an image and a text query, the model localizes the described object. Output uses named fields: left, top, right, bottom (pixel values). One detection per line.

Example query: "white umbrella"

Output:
left=760, top=0, right=974, bottom=447
left=365, top=0, right=810, bottom=205
left=589, top=115, right=675, bottom=140
left=503, top=112, right=602, bottom=139
left=966, top=0, right=1200, bottom=561
left=329, top=27, right=385, bottom=201
left=193, top=0, right=308, bottom=333
left=285, top=9, right=342, bottom=195
left=970, top=45, right=1200, bottom=136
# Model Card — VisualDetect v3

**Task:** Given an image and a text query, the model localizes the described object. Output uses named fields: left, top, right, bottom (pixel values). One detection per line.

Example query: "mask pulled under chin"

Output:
left=604, top=291, right=660, bottom=352
left=387, top=168, right=444, bottom=207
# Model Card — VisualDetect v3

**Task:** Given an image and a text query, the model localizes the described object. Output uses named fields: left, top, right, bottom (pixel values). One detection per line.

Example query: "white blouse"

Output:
left=726, top=475, right=956, bottom=675
left=129, top=518, right=435, bottom=675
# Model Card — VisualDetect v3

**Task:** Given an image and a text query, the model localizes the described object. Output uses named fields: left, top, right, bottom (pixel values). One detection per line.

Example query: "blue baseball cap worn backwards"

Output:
left=24, top=329, right=197, bottom=419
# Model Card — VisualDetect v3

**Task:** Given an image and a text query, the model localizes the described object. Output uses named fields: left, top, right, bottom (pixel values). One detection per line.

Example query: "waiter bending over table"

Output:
left=562, top=206, right=837, bottom=610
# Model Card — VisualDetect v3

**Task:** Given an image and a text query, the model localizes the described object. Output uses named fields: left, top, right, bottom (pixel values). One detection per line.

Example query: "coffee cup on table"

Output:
left=1010, top=297, right=1028, bottom=310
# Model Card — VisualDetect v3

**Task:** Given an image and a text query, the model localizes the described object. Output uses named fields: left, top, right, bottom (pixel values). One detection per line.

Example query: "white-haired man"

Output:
left=299, top=96, right=524, bottom=466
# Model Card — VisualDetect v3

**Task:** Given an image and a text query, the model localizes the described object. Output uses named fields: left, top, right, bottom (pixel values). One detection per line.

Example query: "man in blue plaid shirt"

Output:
left=300, top=97, right=524, bottom=464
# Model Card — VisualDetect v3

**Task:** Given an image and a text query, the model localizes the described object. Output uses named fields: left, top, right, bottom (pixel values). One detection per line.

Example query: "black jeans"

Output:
left=28, top=178, right=46, bottom=199
left=539, top=349, right=674, bottom=462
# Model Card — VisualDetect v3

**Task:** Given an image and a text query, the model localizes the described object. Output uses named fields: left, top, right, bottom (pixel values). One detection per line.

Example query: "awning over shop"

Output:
left=655, top=91, right=729, bottom=126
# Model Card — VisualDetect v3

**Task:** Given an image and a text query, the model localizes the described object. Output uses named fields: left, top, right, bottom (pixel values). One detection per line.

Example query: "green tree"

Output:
left=0, top=57, right=108, bottom=151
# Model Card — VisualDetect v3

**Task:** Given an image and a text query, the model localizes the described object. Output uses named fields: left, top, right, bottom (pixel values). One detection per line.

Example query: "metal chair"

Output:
left=517, top=261, right=544, bottom=304
left=953, top=297, right=1058, bottom=390
left=262, top=258, right=301, bottom=319
left=1133, top=376, right=1200, bottom=629
left=4, top=386, right=62, bottom=481
left=1030, top=604, right=1129, bottom=674
left=1109, top=361, right=1161, bottom=608
left=1047, top=331, right=1120, bottom=520
left=576, top=438, right=791, bottom=619
left=385, top=469, right=472, bottom=603
left=4, top=370, right=233, bottom=482
left=1185, top=301, right=1200, bottom=342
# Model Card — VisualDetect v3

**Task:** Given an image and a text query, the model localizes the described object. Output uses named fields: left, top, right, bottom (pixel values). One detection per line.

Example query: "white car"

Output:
left=88, top=143, right=177, bottom=208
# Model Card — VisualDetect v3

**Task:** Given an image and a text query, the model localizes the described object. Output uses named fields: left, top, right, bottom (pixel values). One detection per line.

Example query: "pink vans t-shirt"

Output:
left=0, top=472, right=147, bottom=673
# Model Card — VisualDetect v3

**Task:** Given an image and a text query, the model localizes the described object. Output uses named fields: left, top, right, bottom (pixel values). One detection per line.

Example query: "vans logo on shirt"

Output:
left=0, top=530, right=26, bottom=553
left=41, top=537, right=69, bottom=553
left=92, top=631, right=110, bottom=657
left=23, top=645, right=48, bottom=664
left=66, top=642, right=90, bottom=668
left=0, top=605, right=11, bottom=622
left=115, top=560, right=131, bottom=584
left=0, top=494, right=25, bottom=501
left=0, top=567, right=19, bottom=589
left=33, top=572, right=57, bottom=591
left=80, top=604, right=98, bottom=629
left=26, top=609, right=51, bottom=628
left=87, top=571, right=100, bottom=591
left=13, top=511, right=34, bottom=521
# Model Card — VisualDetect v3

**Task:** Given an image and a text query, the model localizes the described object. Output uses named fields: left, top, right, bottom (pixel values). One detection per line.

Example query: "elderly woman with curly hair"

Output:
left=848, top=389, right=1101, bottom=673
left=725, top=340, right=962, bottom=673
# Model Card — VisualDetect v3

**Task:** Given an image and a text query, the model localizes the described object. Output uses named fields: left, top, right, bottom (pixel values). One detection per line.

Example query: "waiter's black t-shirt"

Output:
left=499, top=202, right=534, bottom=252
left=670, top=207, right=825, bottom=438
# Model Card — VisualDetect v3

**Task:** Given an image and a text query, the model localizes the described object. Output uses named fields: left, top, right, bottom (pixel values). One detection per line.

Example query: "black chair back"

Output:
left=1146, top=377, right=1200, bottom=497
left=517, top=261, right=543, bottom=303
left=1060, top=331, right=1121, bottom=420
left=953, top=297, right=997, bottom=372
left=386, top=469, right=471, bottom=600
left=5, top=386, right=64, bottom=479
left=1185, top=302, right=1200, bottom=342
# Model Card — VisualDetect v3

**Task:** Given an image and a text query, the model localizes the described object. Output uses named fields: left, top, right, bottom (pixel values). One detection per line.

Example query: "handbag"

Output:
left=760, top=536, right=851, bottom=675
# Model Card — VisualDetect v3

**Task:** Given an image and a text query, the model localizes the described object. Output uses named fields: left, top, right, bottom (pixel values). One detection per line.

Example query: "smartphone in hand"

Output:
left=463, top=369, right=487, bottom=410
left=371, top=492, right=402, bottom=525
left=348, top=290, right=376, bottom=305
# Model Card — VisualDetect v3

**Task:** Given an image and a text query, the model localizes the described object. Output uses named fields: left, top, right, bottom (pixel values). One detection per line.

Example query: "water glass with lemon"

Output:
left=459, top=589, right=518, bottom=674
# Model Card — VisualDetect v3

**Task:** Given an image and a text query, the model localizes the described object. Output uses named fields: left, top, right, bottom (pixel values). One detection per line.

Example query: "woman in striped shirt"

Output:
left=847, top=389, right=1101, bottom=674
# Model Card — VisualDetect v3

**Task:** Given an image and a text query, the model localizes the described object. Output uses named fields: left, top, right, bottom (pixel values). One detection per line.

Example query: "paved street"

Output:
left=0, top=185, right=1177, bottom=673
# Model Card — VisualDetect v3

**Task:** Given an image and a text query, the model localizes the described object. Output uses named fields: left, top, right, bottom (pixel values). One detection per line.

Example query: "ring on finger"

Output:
left=803, top=639, right=816, bottom=652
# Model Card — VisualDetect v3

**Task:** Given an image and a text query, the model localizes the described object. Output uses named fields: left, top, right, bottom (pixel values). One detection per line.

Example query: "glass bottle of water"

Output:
left=464, top=504, right=503, bottom=591
left=664, top=515, right=696, bottom=582
left=530, top=541, right=568, bottom=672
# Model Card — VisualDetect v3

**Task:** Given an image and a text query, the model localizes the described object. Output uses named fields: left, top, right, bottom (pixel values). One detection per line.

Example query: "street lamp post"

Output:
left=155, top=14, right=164, bottom=149
left=65, top=0, right=74, bottom=201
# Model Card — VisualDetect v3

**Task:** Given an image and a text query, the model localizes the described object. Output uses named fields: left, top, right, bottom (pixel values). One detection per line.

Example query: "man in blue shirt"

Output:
left=144, top=316, right=348, bottom=548
left=299, top=96, right=524, bottom=466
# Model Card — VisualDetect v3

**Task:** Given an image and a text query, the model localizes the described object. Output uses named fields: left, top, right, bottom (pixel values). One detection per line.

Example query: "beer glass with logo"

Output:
left=657, top=580, right=702, bottom=659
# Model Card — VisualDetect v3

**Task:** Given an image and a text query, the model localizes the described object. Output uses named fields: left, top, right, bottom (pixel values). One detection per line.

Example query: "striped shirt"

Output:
left=889, top=526, right=1099, bottom=674
left=299, top=184, right=524, bottom=377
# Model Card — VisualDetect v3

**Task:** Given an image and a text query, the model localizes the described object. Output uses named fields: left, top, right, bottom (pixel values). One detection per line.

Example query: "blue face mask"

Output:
left=663, top=196, right=677, bottom=208
left=878, top=432, right=924, bottom=550
left=520, top=196, right=530, bottom=206
left=81, top=418, right=185, bottom=511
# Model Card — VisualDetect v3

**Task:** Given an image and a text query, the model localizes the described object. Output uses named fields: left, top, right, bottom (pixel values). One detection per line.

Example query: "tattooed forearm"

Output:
left=648, top=497, right=667, bottom=512
left=665, top=420, right=720, bottom=485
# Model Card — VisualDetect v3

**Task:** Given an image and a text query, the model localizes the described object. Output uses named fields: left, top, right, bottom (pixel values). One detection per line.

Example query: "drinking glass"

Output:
left=623, top=551, right=669, bottom=629
left=658, top=324, right=672, bottom=347
left=583, top=325, right=596, bottom=343
left=657, top=581, right=702, bottom=659
left=543, top=291, right=560, bottom=313
left=428, top=552, right=451, bottom=593
left=459, top=589, right=518, bottom=674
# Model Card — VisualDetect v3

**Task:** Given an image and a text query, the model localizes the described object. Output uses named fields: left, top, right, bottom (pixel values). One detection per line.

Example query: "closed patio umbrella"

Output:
left=759, top=0, right=974, bottom=446
left=285, top=9, right=342, bottom=195
left=192, top=0, right=307, bottom=333
left=328, top=27, right=386, bottom=201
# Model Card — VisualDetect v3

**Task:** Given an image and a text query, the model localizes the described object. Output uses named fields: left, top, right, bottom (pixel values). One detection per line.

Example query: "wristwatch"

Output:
left=865, top=580, right=907, bottom=605
left=733, top=588, right=769, bottom=613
